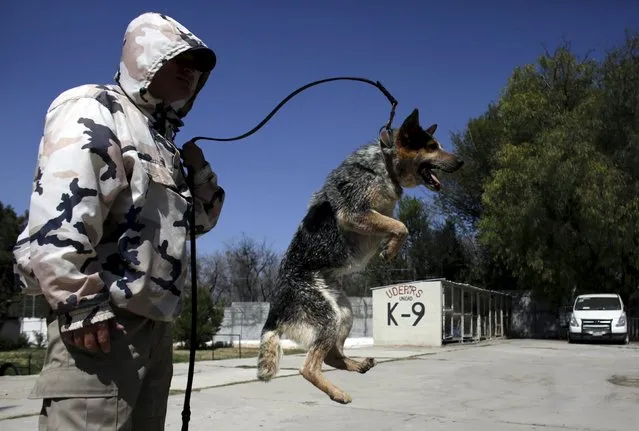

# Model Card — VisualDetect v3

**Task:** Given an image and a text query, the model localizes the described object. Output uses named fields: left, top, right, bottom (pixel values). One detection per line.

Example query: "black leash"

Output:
left=180, top=76, right=398, bottom=431
left=181, top=169, right=198, bottom=431
left=186, top=76, right=397, bottom=145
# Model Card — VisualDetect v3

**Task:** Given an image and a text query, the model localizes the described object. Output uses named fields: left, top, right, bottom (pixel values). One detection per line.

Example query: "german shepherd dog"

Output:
left=256, top=109, right=464, bottom=404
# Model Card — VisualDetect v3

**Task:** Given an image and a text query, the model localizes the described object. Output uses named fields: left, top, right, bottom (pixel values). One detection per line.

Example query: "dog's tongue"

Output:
left=429, top=171, right=441, bottom=191
left=420, top=165, right=441, bottom=191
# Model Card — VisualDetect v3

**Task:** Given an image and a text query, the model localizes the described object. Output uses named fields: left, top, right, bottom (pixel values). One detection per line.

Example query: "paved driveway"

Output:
left=2, top=339, right=638, bottom=430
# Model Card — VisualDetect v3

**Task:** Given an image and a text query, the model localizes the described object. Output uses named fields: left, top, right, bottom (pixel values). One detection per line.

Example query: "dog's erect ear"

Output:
left=425, top=124, right=437, bottom=135
left=400, top=109, right=420, bottom=131
left=380, top=128, right=393, bottom=148
left=396, top=108, right=421, bottom=149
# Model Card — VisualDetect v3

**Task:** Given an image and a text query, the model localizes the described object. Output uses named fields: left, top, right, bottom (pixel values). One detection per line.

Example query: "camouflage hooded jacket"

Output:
left=12, top=13, right=225, bottom=333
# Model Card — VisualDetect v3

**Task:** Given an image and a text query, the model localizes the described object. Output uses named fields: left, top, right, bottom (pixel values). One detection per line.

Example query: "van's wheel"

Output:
left=0, top=362, right=20, bottom=376
left=622, top=333, right=630, bottom=345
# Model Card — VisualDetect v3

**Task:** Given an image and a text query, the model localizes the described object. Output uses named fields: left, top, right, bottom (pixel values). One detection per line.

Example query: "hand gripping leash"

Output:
left=180, top=76, right=398, bottom=431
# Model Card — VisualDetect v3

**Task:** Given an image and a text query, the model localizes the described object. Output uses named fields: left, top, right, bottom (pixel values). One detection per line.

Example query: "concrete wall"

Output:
left=508, top=291, right=639, bottom=341
left=21, top=318, right=48, bottom=346
left=212, top=297, right=373, bottom=347
left=507, top=290, right=569, bottom=339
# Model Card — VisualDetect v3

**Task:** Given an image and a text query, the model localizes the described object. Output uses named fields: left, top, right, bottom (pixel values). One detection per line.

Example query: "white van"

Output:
left=568, top=293, right=629, bottom=344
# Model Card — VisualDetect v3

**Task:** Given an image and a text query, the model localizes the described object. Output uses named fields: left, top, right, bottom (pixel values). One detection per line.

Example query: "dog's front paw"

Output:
left=379, top=229, right=407, bottom=262
left=379, top=247, right=397, bottom=262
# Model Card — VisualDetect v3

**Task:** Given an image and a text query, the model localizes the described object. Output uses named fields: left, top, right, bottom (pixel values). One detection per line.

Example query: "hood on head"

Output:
left=114, top=12, right=216, bottom=135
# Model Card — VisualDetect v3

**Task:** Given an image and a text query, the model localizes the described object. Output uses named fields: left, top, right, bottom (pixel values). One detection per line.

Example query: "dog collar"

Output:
left=378, top=128, right=403, bottom=193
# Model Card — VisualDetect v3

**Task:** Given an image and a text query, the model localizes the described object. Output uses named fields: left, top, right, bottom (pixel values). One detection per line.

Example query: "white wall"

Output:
left=211, top=297, right=373, bottom=347
left=372, top=280, right=443, bottom=347
left=15, top=299, right=372, bottom=350
left=20, top=317, right=48, bottom=346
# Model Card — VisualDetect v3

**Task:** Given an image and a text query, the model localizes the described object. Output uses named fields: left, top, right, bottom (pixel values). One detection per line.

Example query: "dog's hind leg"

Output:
left=256, top=327, right=283, bottom=382
left=300, top=343, right=352, bottom=404
left=324, top=347, right=377, bottom=374
left=323, top=293, right=377, bottom=374
left=323, top=317, right=376, bottom=373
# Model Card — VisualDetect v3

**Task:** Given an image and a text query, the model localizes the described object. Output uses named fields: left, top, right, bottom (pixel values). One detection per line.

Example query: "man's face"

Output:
left=148, top=51, right=204, bottom=103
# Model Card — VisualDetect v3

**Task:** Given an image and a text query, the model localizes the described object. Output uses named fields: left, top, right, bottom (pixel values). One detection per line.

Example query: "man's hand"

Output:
left=181, top=140, right=206, bottom=170
left=62, top=319, right=125, bottom=354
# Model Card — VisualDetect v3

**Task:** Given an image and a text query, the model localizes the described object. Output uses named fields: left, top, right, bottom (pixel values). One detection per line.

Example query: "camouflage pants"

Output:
left=31, top=306, right=173, bottom=430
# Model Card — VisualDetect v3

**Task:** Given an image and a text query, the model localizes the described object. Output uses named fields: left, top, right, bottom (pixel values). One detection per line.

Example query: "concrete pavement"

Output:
left=1, top=339, right=638, bottom=430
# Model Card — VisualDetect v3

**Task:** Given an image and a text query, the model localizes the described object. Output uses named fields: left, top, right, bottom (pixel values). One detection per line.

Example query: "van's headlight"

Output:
left=570, top=314, right=579, bottom=327
left=616, top=315, right=627, bottom=327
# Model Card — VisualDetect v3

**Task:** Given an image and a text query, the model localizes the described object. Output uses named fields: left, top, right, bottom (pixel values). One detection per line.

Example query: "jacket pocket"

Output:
left=138, top=158, right=182, bottom=192
left=137, top=157, right=190, bottom=224
left=134, top=157, right=190, bottom=297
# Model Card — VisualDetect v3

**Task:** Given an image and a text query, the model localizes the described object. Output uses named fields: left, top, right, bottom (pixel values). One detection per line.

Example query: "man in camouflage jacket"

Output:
left=12, top=12, right=225, bottom=429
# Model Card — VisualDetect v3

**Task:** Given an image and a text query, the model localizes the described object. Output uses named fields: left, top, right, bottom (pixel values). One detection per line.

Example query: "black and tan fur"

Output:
left=256, top=109, right=464, bottom=404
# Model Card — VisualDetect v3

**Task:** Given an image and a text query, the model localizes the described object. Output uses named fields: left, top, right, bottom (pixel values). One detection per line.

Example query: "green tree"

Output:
left=477, top=37, right=639, bottom=306
left=429, top=219, right=468, bottom=282
left=0, top=202, right=27, bottom=319
left=397, top=196, right=435, bottom=279
left=594, top=31, right=639, bottom=182
left=435, top=104, right=505, bottom=231
left=173, top=286, right=225, bottom=349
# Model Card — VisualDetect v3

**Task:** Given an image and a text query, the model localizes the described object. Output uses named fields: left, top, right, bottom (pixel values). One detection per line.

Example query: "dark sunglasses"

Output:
left=174, top=51, right=214, bottom=72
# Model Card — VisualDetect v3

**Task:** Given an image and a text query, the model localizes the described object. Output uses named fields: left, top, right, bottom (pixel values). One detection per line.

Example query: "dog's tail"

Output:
left=257, top=328, right=283, bottom=382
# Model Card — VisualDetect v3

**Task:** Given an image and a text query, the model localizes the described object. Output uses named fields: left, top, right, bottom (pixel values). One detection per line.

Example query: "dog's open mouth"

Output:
left=419, top=164, right=441, bottom=192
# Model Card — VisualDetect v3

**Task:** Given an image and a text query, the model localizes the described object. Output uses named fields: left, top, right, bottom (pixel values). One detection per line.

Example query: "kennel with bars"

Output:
left=371, top=278, right=512, bottom=347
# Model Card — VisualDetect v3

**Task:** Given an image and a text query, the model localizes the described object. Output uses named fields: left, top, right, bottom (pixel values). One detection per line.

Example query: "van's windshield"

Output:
left=575, top=297, right=621, bottom=311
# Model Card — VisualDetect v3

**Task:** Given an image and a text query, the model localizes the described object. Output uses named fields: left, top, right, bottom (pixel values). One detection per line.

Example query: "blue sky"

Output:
left=2, top=1, right=638, bottom=256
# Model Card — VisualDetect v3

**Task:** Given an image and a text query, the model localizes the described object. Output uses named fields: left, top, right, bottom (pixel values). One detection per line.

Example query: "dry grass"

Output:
left=0, top=348, right=46, bottom=375
left=173, top=346, right=306, bottom=362
left=172, top=347, right=259, bottom=362
left=1, top=346, right=306, bottom=375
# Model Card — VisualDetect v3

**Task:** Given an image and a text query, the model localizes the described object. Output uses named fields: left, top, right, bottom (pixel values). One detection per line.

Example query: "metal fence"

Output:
left=441, top=280, right=512, bottom=344
left=7, top=294, right=49, bottom=319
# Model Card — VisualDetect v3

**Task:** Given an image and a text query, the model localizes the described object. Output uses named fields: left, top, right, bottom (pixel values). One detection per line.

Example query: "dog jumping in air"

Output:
left=256, top=108, right=464, bottom=404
